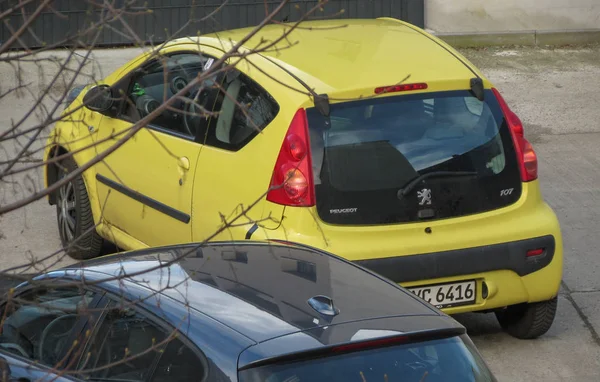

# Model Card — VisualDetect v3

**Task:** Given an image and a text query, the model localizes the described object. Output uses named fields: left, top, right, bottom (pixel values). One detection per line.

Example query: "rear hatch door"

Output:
left=307, top=88, right=522, bottom=226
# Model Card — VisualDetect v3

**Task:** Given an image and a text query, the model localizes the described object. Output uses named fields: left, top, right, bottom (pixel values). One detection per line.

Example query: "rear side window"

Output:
left=81, top=305, right=167, bottom=381
left=151, top=336, right=207, bottom=382
left=203, top=71, right=279, bottom=151
left=239, top=334, right=495, bottom=382
left=306, top=90, right=522, bottom=225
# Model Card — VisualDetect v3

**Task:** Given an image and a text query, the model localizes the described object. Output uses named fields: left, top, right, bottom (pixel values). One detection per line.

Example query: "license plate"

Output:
left=408, top=280, right=476, bottom=309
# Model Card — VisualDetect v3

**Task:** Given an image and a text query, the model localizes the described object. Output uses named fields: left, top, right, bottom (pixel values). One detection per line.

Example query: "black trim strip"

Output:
left=356, top=235, right=556, bottom=284
left=96, top=174, right=190, bottom=224
left=245, top=223, right=259, bottom=239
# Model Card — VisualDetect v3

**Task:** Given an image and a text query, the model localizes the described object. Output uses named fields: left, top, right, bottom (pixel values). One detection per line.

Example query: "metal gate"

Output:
left=0, top=0, right=424, bottom=49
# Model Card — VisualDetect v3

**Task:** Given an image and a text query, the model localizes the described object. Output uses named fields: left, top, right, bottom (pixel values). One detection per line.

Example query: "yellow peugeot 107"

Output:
left=45, top=18, right=562, bottom=339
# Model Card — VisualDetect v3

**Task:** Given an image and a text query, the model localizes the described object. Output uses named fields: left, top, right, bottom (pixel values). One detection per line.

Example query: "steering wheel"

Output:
left=38, top=314, right=79, bottom=365
left=183, top=87, right=209, bottom=137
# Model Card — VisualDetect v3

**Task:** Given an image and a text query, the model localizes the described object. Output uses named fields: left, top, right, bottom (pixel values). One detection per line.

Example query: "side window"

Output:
left=0, top=287, right=96, bottom=367
left=79, top=303, right=166, bottom=381
left=120, top=53, right=220, bottom=140
left=206, top=71, right=279, bottom=151
left=151, top=336, right=207, bottom=382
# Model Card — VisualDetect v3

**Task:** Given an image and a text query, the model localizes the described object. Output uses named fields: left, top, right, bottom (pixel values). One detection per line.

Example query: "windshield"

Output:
left=306, top=90, right=522, bottom=225
left=239, top=334, right=496, bottom=382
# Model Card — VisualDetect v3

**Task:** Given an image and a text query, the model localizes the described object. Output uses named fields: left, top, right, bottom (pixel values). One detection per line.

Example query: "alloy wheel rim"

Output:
left=57, top=181, right=76, bottom=242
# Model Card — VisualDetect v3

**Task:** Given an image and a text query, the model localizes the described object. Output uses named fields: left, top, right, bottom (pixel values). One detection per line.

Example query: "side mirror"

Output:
left=82, top=85, right=114, bottom=113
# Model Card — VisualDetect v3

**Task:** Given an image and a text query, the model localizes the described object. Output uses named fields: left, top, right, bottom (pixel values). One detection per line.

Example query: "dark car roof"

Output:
left=59, top=241, right=443, bottom=344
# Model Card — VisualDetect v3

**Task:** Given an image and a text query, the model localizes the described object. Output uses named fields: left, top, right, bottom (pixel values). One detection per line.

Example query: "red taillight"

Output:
left=285, top=134, right=306, bottom=161
left=332, top=335, right=408, bottom=353
left=282, top=167, right=309, bottom=199
left=522, top=139, right=538, bottom=180
left=527, top=248, right=545, bottom=257
left=492, top=88, right=538, bottom=182
left=267, top=109, right=315, bottom=207
left=374, top=83, right=428, bottom=94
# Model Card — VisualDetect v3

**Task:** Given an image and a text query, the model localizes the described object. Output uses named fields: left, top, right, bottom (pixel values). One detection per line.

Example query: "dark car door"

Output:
left=0, top=282, right=105, bottom=381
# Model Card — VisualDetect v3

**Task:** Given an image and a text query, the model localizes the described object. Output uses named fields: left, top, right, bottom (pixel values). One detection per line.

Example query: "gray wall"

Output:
left=0, top=0, right=424, bottom=49
left=425, top=0, right=600, bottom=33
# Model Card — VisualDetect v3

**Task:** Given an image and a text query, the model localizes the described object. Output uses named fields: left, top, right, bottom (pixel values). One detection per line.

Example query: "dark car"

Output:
left=0, top=241, right=496, bottom=381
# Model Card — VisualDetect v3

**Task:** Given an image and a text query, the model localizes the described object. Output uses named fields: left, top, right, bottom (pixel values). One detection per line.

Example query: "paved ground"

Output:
left=1, top=44, right=600, bottom=379
left=458, top=45, right=600, bottom=380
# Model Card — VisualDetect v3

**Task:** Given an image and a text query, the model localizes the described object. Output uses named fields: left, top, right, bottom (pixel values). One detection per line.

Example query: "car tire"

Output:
left=495, top=297, right=558, bottom=339
left=55, top=156, right=103, bottom=260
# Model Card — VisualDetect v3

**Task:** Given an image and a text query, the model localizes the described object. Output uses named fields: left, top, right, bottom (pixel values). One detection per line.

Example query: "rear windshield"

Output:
left=306, top=90, right=522, bottom=225
left=239, top=334, right=496, bottom=382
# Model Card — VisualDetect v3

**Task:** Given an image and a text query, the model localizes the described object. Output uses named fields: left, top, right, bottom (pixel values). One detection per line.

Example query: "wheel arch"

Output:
left=45, top=144, right=68, bottom=205
left=44, top=144, right=103, bottom=228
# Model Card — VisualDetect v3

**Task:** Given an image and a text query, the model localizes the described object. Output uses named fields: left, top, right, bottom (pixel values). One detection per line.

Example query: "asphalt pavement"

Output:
left=458, top=45, right=600, bottom=381
left=1, top=44, right=600, bottom=380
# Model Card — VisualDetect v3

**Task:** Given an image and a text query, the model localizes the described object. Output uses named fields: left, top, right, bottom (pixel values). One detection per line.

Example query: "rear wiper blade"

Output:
left=397, top=171, right=478, bottom=199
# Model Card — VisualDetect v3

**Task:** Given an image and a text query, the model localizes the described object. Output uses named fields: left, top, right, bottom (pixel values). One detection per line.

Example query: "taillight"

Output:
left=266, top=109, right=315, bottom=207
left=492, top=88, right=538, bottom=182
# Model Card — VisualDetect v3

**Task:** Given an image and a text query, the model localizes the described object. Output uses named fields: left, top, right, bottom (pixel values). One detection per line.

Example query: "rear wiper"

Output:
left=397, top=171, right=478, bottom=199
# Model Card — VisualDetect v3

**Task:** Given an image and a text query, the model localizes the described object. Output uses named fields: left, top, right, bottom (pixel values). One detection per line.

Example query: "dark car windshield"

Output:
left=306, top=90, right=522, bottom=225
left=239, top=334, right=495, bottom=382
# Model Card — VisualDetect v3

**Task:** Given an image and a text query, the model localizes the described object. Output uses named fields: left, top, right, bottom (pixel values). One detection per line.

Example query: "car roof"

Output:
left=59, top=241, right=443, bottom=343
left=194, top=18, right=478, bottom=95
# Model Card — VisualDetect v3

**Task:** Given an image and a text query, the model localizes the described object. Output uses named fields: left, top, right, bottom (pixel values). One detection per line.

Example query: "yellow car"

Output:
left=45, top=18, right=563, bottom=339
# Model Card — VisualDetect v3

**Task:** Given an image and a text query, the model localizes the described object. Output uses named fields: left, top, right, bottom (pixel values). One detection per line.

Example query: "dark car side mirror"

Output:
left=82, top=85, right=114, bottom=113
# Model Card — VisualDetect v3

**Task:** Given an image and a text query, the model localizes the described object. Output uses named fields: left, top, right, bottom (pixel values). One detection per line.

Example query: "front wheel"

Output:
left=55, top=156, right=103, bottom=260
left=495, top=297, right=558, bottom=339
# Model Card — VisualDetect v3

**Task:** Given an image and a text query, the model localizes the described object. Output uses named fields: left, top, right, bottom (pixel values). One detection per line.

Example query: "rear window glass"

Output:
left=306, top=90, right=522, bottom=225
left=239, top=334, right=495, bottom=382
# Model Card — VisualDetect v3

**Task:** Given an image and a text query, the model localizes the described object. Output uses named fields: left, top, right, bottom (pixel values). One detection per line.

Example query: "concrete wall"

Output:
left=425, top=0, right=600, bottom=33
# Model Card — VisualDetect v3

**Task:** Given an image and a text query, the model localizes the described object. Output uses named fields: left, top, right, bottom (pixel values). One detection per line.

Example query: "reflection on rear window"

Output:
left=239, top=335, right=495, bottom=382
left=306, top=90, right=522, bottom=225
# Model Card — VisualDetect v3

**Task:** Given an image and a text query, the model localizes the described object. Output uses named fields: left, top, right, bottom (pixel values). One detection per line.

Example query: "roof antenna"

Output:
left=470, top=78, right=484, bottom=101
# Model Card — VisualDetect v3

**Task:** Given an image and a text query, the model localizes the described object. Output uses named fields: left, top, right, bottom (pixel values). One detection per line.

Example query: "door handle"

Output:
left=177, top=157, right=190, bottom=186
left=177, top=157, right=190, bottom=171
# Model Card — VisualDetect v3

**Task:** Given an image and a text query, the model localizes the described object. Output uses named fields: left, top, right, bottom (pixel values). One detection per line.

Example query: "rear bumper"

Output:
left=354, top=234, right=562, bottom=314
left=247, top=181, right=564, bottom=313
left=355, top=235, right=555, bottom=284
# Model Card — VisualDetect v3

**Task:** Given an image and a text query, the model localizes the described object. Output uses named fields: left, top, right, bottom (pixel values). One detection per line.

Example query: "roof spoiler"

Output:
left=238, top=326, right=466, bottom=371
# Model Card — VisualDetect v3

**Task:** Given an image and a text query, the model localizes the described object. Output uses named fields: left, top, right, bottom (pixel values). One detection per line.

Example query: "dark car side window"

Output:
left=0, top=286, right=97, bottom=368
left=151, top=336, right=207, bottom=382
left=79, top=303, right=167, bottom=381
left=78, top=301, right=207, bottom=382
left=202, top=70, right=279, bottom=151
left=118, top=52, right=221, bottom=141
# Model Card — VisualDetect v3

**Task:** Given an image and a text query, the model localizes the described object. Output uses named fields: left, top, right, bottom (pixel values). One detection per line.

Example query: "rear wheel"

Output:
left=55, top=156, right=103, bottom=260
left=495, top=297, right=558, bottom=339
